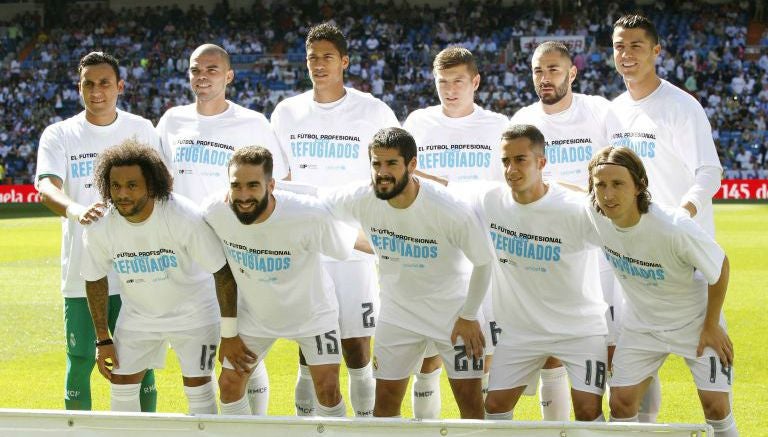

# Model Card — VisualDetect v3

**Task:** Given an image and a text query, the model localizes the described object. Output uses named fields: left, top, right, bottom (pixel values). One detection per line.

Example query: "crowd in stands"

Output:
left=1, top=0, right=767, bottom=185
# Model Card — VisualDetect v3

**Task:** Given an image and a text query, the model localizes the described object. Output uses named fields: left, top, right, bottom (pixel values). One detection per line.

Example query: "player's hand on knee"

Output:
left=96, top=344, right=119, bottom=380
left=697, top=323, right=734, bottom=367
left=451, top=317, right=485, bottom=361
left=79, top=202, right=106, bottom=225
left=220, top=335, right=257, bottom=375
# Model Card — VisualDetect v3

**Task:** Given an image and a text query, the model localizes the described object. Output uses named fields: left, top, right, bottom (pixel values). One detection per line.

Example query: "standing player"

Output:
left=587, top=146, right=737, bottom=437
left=510, top=41, right=634, bottom=421
left=81, top=140, right=226, bottom=414
left=320, top=127, right=494, bottom=419
left=156, top=43, right=286, bottom=414
left=270, top=23, right=400, bottom=417
left=607, top=16, right=724, bottom=420
left=608, top=14, right=722, bottom=238
left=204, top=146, right=360, bottom=417
left=479, top=125, right=607, bottom=422
left=402, top=46, right=508, bottom=418
left=35, top=51, right=157, bottom=411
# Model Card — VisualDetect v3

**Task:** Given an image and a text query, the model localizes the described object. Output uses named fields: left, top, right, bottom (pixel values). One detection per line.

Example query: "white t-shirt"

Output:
left=511, top=93, right=610, bottom=187
left=202, top=190, right=357, bottom=338
left=270, top=87, right=400, bottom=186
left=81, top=194, right=225, bottom=332
left=322, top=178, right=495, bottom=340
left=35, top=110, right=160, bottom=298
left=402, top=104, right=509, bottom=182
left=586, top=203, right=725, bottom=333
left=157, top=101, right=287, bottom=205
left=460, top=182, right=607, bottom=342
left=607, top=80, right=722, bottom=236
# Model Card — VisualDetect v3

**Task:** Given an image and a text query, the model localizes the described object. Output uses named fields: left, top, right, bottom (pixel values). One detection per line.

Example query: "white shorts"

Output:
left=113, top=323, right=220, bottom=377
left=374, top=322, right=484, bottom=380
left=489, top=335, right=608, bottom=396
left=323, top=258, right=379, bottom=339
left=611, top=327, right=733, bottom=392
left=223, top=329, right=343, bottom=370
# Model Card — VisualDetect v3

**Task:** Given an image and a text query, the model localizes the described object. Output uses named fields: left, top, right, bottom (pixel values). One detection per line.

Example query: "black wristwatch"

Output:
left=95, top=338, right=113, bottom=347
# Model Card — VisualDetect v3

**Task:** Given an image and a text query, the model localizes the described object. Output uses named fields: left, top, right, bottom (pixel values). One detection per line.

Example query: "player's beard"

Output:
left=536, top=75, right=570, bottom=105
left=373, top=170, right=410, bottom=200
left=114, top=194, right=150, bottom=219
left=230, top=194, right=269, bottom=225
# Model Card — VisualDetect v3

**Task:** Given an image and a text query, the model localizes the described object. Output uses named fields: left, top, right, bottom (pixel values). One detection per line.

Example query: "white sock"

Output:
left=707, top=413, right=739, bottom=437
left=316, top=398, right=346, bottom=417
left=111, top=383, right=141, bottom=412
left=184, top=381, right=217, bottom=414
left=481, top=372, right=489, bottom=401
left=592, top=413, right=605, bottom=422
left=295, top=365, right=316, bottom=416
left=485, top=410, right=513, bottom=420
left=412, top=368, right=442, bottom=419
left=540, top=366, right=570, bottom=420
left=638, top=376, right=661, bottom=423
left=247, top=361, right=270, bottom=415
left=220, top=394, right=252, bottom=416
left=348, top=362, right=375, bottom=417
left=610, top=413, right=638, bottom=422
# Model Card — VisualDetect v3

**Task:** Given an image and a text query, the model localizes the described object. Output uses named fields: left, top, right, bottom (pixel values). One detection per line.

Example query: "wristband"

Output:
left=95, top=338, right=113, bottom=347
left=221, top=317, right=238, bottom=338
left=66, top=203, right=87, bottom=221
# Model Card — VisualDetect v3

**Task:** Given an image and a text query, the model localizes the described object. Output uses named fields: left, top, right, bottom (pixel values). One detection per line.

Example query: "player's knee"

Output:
left=573, top=401, right=602, bottom=421
left=314, top=378, right=341, bottom=406
left=609, top=391, right=639, bottom=417
left=218, top=371, right=247, bottom=403
left=701, top=396, right=731, bottom=420
left=484, top=392, right=510, bottom=414
left=341, top=337, right=371, bottom=368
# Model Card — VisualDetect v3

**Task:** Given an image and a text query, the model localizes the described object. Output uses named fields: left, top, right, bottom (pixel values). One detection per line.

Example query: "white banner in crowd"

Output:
left=0, top=409, right=712, bottom=436
left=519, top=35, right=587, bottom=53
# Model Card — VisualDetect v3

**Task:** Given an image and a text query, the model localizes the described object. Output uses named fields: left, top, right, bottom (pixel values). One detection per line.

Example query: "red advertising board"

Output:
left=2, top=181, right=767, bottom=204
left=715, top=179, right=768, bottom=200
left=0, top=185, right=42, bottom=203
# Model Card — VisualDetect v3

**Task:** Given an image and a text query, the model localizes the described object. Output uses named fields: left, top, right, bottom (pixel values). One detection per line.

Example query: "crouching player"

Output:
left=586, top=146, right=737, bottom=436
left=203, top=146, right=360, bottom=417
left=82, top=140, right=227, bottom=413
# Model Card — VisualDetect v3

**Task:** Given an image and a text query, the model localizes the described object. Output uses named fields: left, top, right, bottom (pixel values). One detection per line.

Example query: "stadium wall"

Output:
left=0, top=409, right=713, bottom=436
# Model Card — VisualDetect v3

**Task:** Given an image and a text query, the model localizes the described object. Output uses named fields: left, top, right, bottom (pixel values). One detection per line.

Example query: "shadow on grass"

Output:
left=0, top=203, right=56, bottom=219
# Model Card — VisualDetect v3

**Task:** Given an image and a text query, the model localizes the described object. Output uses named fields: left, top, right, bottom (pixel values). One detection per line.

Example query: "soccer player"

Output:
left=203, top=146, right=360, bottom=417
left=473, top=125, right=607, bottom=422
left=608, top=14, right=722, bottom=238
left=402, top=46, right=508, bottom=418
left=35, top=51, right=157, bottom=411
left=587, top=146, right=737, bottom=437
left=510, top=41, right=622, bottom=421
left=270, top=23, right=400, bottom=417
left=321, top=127, right=493, bottom=419
left=156, top=43, right=286, bottom=413
left=156, top=43, right=288, bottom=205
left=81, top=140, right=227, bottom=414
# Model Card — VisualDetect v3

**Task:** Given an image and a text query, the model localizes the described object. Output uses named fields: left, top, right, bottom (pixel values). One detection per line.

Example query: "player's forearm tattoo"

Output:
left=213, top=263, right=238, bottom=317
left=85, top=277, right=109, bottom=336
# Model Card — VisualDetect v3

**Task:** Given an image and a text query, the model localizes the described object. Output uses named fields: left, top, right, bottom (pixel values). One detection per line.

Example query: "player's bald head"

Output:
left=190, top=43, right=231, bottom=69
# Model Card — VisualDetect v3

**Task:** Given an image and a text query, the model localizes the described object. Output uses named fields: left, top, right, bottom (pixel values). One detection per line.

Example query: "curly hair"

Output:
left=587, top=146, right=651, bottom=215
left=94, top=138, right=173, bottom=204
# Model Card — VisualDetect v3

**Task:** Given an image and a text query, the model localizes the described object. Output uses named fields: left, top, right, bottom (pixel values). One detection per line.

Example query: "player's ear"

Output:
left=472, top=73, right=480, bottom=92
left=117, top=79, right=125, bottom=95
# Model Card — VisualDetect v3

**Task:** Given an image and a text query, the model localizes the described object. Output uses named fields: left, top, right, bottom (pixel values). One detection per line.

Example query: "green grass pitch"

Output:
left=0, top=203, right=765, bottom=433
